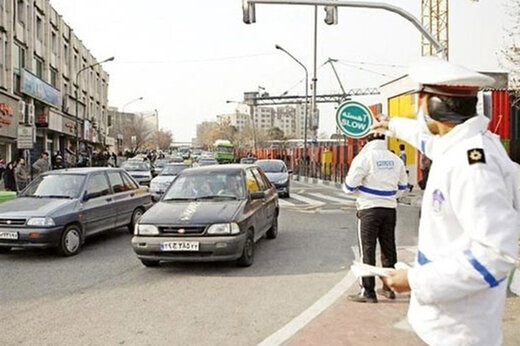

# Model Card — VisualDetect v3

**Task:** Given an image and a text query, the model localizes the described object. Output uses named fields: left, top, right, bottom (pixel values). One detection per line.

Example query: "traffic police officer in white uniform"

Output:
left=343, top=132, right=408, bottom=303
left=374, top=57, right=519, bottom=345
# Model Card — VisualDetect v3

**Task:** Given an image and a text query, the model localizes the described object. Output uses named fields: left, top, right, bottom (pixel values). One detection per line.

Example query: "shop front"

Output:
left=0, top=91, right=21, bottom=162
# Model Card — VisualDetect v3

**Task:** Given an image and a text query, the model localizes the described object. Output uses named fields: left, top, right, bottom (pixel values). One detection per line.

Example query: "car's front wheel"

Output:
left=0, top=246, right=12, bottom=253
left=237, top=230, right=254, bottom=267
left=128, top=208, right=144, bottom=234
left=266, top=216, right=278, bottom=239
left=141, top=259, right=160, bottom=267
left=58, top=225, right=82, bottom=257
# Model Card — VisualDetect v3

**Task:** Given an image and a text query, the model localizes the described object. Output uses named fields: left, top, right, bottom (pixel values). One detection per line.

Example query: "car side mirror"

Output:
left=250, top=191, right=265, bottom=200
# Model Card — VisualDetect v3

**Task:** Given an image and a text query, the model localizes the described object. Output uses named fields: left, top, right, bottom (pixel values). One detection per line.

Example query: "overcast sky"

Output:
left=50, top=0, right=510, bottom=142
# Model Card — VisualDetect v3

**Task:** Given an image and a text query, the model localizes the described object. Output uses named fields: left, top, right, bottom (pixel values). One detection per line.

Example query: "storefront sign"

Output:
left=63, top=118, right=76, bottom=136
left=36, top=107, right=50, bottom=126
left=17, top=126, right=34, bottom=149
left=0, top=102, right=14, bottom=126
left=84, top=119, right=92, bottom=142
left=21, top=69, right=61, bottom=108
left=0, top=94, right=19, bottom=139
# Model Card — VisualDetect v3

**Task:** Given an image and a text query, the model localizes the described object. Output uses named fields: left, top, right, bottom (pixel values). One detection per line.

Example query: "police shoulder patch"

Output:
left=467, top=148, right=486, bottom=165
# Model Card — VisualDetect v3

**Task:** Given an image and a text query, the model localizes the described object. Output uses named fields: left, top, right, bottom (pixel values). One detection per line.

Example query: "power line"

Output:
left=335, top=61, right=397, bottom=79
left=335, top=59, right=407, bottom=69
left=117, top=53, right=277, bottom=65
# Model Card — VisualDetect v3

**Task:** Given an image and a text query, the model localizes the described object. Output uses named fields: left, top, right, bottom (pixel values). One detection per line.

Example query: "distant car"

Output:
left=195, top=158, right=218, bottom=167
left=240, top=157, right=257, bottom=164
left=153, top=159, right=169, bottom=176
left=255, top=160, right=292, bottom=198
left=121, top=161, right=152, bottom=186
left=149, top=163, right=191, bottom=202
left=171, top=156, right=184, bottom=163
left=131, top=164, right=279, bottom=267
left=0, top=168, right=152, bottom=256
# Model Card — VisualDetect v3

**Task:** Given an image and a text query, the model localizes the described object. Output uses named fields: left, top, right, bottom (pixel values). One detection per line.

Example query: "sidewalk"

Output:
left=285, top=247, right=520, bottom=346
left=285, top=176, right=520, bottom=346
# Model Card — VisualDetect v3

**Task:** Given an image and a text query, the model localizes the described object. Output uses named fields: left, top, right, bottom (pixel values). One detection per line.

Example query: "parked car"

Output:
left=149, top=163, right=191, bottom=202
left=171, top=156, right=184, bottom=163
left=255, top=160, right=292, bottom=198
left=131, top=164, right=279, bottom=267
left=121, top=161, right=152, bottom=186
left=0, top=168, right=152, bottom=256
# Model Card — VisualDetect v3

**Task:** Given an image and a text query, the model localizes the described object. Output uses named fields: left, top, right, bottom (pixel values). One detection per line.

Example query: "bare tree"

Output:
left=123, top=115, right=153, bottom=151
left=153, top=129, right=174, bottom=150
left=501, top=0, right=520, bottom=88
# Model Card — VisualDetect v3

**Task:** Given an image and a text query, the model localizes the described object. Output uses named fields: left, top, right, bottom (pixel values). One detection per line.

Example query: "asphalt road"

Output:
left=0, top=181, right=420, bottom=346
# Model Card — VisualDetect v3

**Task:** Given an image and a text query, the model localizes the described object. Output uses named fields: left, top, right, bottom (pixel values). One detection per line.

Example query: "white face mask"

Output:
left=417, top=108, right=433, bottom=135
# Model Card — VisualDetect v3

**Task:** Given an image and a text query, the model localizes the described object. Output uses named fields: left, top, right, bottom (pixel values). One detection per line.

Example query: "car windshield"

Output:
left=160, top=165, right=190, bottom=176
left=21, top=174, right=85, bottom=199
left=122, top=162, right=149, bottom=171
left=256, top=161, right=286, bottom=173
left=163, top=172, right=245, bottom=200
left=215, top=146, right=233, bottom=153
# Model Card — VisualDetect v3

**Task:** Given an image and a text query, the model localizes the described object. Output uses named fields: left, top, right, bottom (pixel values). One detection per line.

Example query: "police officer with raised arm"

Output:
left=374, top=57, right=519, bottom=346
left=343, top=132, right=408, bottom=303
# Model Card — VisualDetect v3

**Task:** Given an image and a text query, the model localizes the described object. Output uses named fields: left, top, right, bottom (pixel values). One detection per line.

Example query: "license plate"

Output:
left=160, top=241, right=199, bottom=252
left=0, top=231, right=18, bottom=240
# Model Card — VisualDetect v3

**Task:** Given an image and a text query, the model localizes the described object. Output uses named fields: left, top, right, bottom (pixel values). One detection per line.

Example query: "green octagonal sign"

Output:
left=336, top=101, right=374, bottom=139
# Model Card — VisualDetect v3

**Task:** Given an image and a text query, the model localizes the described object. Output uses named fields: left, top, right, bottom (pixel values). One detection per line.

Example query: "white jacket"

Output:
left=343, top=139, right=408, bottom=210
left=388, top=115, right=520, bottom=346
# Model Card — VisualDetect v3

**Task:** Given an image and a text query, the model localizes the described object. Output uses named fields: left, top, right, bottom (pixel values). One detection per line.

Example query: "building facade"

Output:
left=0, top=0, right=110, bottom=165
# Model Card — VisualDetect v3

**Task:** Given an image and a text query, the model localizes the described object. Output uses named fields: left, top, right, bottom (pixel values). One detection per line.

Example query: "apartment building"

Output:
left=0, top=0, right=110, bottom=164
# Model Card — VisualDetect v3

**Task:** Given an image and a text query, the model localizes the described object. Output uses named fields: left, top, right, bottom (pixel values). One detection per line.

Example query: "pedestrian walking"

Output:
left=398, top=144, right=407, bottom=165
left=52, top=155, right=66, bottom=170
left=32, top=152, right=50, bottom=176
left=342, top=132, right=408, bottom=303
left=14, top=158, right=29, bottom=192
left=373, top=57, right=519, bottom=346
left=3, top=161, right=17, bottom=191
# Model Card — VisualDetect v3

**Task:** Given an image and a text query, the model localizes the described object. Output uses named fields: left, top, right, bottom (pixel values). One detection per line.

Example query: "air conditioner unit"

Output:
left=18, top=100, right=26, bottom=124
left=27, top=104, right=35, bottom=126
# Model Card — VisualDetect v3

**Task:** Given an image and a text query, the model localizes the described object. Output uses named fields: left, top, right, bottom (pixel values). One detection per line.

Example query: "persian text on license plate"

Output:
left=160, top=241, right=199, bottom=252
left=0, top=231, right=18, bottom=240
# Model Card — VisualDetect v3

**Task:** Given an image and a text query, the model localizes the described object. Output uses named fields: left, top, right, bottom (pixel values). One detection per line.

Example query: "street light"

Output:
left=275, top=44, right=309, bottom=166
left=75, top=56, right=115, bottom=163
left=122, top=96, right=144, bottom=113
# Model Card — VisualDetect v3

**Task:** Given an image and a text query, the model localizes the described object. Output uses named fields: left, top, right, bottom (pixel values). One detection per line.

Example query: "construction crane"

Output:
left=421, top=0, right=449, bottom=58
left=422, top=0, right=479, bottom=59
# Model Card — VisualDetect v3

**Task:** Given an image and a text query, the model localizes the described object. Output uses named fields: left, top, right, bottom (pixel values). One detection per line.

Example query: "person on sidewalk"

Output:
left=14, top=158, right=29, bottom=192
left=374, top=57, right=519, bottom=346
left=32, top=152, right=50, bottom=176
left=3, top=161, right=17, bottom=191
left=342, top=132, right=408, bottom=303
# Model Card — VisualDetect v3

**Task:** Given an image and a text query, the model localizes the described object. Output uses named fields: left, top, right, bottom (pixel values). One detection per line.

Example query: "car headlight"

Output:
left=27, top=217, right=56, bottom=227
left=206, top=223, right=240, bottom=235
left=136, top=224, right=159, bottom=235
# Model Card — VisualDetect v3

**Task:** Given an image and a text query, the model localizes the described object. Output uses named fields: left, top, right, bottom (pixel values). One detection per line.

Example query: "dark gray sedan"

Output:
left=132, top=164, right=279, bottom=267
left=0, top=168, right=153, bottom=256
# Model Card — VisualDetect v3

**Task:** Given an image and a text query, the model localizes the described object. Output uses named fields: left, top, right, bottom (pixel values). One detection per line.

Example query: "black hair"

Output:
left=366, top=133, right=385, bottom=142
left=438, top=96, right=478, bottom=117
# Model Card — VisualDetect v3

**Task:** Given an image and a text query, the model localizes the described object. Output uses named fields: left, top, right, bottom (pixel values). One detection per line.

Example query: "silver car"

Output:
left=149, top=163, right=191, bottom=201
left=121, top=161, right=152, bottom=186
left=0, top=168, right=153, bottom=256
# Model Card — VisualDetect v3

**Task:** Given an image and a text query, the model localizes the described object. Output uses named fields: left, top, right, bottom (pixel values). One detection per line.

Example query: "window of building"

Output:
left=51, top=31, right=58, bottom=55
left=50, top=68, right=57, bottom=87
left=36, top=16, right=43, bottom=42
left=0, top=33, right=5, bottom=89
left=16, top=0, right=25, bottom=26
left=33, top=58, right=43, bottom=78
left=63, top=43, right=69, bottom=60
left=12, top=44, right=25, bottom=92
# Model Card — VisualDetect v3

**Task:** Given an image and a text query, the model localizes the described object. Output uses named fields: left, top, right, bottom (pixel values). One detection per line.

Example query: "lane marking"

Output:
left=290, top=193, right=325, bottom=207
left=308, top=192, right=354, bottom=204
left=278, top=199, right=296, bottom=207
left=257, top=270, right=357, bottom=346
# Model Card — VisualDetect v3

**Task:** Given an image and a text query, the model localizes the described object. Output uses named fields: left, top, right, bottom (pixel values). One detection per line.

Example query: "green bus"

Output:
left=213, top=140, right=234, bottom=164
